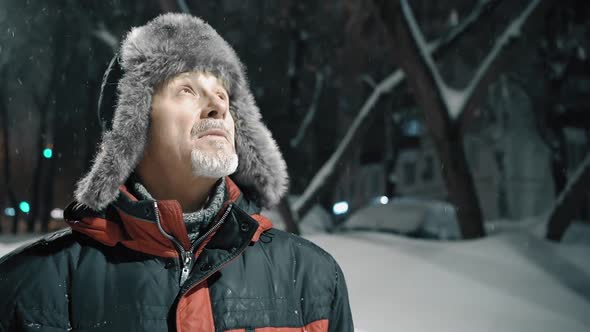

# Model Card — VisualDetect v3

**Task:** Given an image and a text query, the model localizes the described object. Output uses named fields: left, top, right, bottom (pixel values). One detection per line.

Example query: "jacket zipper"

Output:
left=173, top=204, right=257, bottom=331
left=154, top=201, right=233, bottom=286
left=174, top=238, right=249, bottom=332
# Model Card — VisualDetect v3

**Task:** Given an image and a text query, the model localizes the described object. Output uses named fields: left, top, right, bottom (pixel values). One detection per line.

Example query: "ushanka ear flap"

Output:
left=229, top=80, right=288, bottom=208
left=74, top=53, right=152, bottom=211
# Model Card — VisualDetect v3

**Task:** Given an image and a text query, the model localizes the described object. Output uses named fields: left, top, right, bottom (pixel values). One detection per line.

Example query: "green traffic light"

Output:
left=43, top=148, right=53, bottom=159
left=19, top=201, right=30, bottom=213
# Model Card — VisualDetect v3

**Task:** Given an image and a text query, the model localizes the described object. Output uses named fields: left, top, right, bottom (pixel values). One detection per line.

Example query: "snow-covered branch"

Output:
left=400, top=0, right=504, bottom=120
left=555, top=153, right=590, bottom=210
left=361, top=74, right=377, bottom=88
left=547, top=152, right=590, bottom=241
left=293, top=70, right=404, bottom=216
left=399, top=0, right=543, bottom=121
left=92, top=23, right=119, bottom=52
left=176, top=0, right=190, bottom=13
left=460, top=0, right=542, bottom=121
left=399, top=0, right=450, bottom=113
left=426, top=0, right=499, bottom=54
left=290, top=71, right=325, bottom=148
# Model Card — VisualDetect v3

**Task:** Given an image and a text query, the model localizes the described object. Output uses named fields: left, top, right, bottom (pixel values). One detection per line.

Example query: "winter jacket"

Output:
left=0, top=178, right=353, bottom=331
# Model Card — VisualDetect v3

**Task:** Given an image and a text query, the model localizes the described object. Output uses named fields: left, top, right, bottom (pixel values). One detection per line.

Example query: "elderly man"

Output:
left=0, top=14, right=353, bottom=331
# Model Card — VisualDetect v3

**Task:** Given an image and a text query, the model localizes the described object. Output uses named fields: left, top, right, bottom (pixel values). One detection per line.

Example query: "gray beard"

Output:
left=191, top=146, right=238, bottom=178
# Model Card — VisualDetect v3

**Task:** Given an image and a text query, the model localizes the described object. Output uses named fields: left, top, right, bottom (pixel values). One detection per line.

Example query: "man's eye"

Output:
left=217, top=92, right=226, bottom=100
left=179, top=87, right=197, bottom=96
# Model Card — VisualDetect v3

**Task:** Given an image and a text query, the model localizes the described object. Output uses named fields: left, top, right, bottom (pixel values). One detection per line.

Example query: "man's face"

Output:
left=148, top=72, right=238, bottom=178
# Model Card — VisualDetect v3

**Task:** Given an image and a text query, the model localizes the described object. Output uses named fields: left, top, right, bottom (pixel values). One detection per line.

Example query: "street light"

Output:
left=4, top=207, right=15, bottom=217
left=332, top=201, right=349, bottom=215
left=43, top=148, right=53, bottom=159
left=19, top=201, right=30, bottom=213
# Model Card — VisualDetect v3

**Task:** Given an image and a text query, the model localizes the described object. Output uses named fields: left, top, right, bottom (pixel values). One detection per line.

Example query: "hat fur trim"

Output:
left=75, top=13, right=288, bottom=210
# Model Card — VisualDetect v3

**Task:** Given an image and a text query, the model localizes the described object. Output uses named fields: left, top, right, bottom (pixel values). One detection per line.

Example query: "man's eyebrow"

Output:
left=162, top=76, right=195, bottom=92
left=171, top=76, right=194, bottom=84
left=163, top=73, right=230, bottom=92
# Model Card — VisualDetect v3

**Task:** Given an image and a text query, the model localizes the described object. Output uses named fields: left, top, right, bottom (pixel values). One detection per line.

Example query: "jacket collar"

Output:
left=64, top=177, right=273, bottom=258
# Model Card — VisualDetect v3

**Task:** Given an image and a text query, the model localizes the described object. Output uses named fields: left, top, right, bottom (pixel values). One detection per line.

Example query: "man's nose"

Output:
left=201, top=94, right=227, bottom=119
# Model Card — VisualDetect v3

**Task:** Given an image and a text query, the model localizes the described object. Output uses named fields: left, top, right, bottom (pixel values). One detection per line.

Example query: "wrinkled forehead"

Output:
left=155, top=71, right=230, bottom=94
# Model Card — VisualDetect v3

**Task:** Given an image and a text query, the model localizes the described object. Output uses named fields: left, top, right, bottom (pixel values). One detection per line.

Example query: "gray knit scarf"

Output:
left=127, top=175, right=227, bottom=243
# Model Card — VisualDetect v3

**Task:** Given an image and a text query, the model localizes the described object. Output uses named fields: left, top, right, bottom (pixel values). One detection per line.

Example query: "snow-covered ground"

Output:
left=307, top=221, right=590, bottom=332
left=2, top=217, right=589, bottom=332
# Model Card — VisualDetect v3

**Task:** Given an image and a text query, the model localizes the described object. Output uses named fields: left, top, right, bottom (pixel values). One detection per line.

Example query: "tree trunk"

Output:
left=32, top=21, right=69, bottom=233
left=375, top=0, right=485, bottom=238
left=27, top=111, right=47, bottom=232
left=0, top=79, right=19, bottom=234
left=544, top=65, right=570, bottom=196
left=27, top=92, right=54, bottom=232
left=278, top=197, right=300, bottom=235
left=550, top=129, right=568, bottom=195
left=286, top=2, right=307, bottom=122
left=433, top=130, right=485, bottom=238
left=285, top=1, right=308, bottom=192
left=383, top=95, right=397, bottom=197
left=277, top=1, right=307, bottom=227
left=546, top=153, right=590, bottom=241
left=41, top=93, right=61, bottom=233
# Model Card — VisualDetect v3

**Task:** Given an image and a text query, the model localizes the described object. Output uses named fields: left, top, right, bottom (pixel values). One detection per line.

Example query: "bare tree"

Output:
left=272, top=0, right=311, bottom=234
left=92, top=22, right=119, bottom=52
left=293, top=0, right=501, bottom=220
left=535, top=5, right=579, bottom=197
left=290, top=70, right=325, bottom=148
left=541, top=1, right=590, bottom=240
left=382, top=93, right=396, bottom=197
left=27, top=94, right=51, bottom=232
left=27, top=26, right=65, bottom=232
left=39, top=85, right=63, bottom=233
left=0, top=68, right=19, bottom=234
left=547, top=153, right=590, bottom=241
left=373, top=0, right=547, bottom=238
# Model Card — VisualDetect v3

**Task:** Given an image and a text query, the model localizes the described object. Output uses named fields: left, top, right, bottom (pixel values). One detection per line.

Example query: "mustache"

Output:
left=190, top=119, right=231, bottom=137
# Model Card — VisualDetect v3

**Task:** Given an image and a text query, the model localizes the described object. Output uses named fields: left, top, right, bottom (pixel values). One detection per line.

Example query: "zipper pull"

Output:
left=180, top=251, right=193, bottom=286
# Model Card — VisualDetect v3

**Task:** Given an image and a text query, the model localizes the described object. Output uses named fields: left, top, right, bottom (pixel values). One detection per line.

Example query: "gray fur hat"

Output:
left=75, top=13, right=288, bottom=210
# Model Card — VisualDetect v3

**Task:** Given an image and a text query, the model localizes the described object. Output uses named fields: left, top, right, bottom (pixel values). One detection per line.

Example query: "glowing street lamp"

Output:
left=43, top=148, right=53, bottom=159
left=19, top=201, right=30, bottom=213
left=332, top=201, right=349, bottom=215
left=4, top=207, right=15, bottom=217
